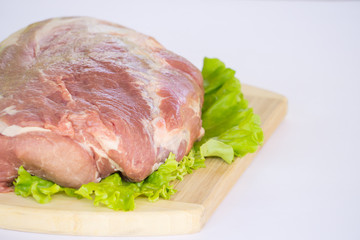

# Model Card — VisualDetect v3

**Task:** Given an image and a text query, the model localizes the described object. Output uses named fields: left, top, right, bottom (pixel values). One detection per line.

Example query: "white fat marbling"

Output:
left=151, top=117, right=190, bottom=158
left=0, top=106, right=19, bottom=116
left=1, top=125, right=51, bottom=137
left=77, top=138, right=123, bottom=173
left=0, top=121, right=8, bottom=133
left=151, top=162, right=163, bottom=172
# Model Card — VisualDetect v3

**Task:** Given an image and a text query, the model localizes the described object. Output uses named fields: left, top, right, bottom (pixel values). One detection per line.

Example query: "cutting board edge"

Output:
left=0, top=196, right=206, bottom=236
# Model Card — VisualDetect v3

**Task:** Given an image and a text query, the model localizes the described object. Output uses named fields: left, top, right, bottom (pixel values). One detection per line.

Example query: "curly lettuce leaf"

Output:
left=13, top=150, right=205, bottom=211
left=196, top=57, right=264, bottom=162
left=200, top=139, right=234, bottom=164
left=13, top=166, right=74, bottom=203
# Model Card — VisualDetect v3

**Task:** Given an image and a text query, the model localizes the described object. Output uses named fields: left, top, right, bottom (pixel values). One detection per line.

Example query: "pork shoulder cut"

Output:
left=0, top=17, right=204, bottom=192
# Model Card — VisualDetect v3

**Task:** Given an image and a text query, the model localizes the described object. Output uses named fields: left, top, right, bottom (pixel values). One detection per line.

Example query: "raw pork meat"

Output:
left=0, top=17, right=203, bottom=192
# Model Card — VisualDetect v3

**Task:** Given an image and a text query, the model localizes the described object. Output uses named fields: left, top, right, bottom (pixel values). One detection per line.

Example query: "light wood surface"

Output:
left=0, top=84, right=287, bottom=236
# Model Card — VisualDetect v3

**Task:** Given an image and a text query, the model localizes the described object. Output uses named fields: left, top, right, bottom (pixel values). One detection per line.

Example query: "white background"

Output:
left=1, top=0, right=360, bottom=239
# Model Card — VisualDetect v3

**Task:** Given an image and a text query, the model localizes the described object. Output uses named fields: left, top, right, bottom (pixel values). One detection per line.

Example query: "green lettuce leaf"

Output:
left=14, top=166, right=71, bottom=204
left=195, top=57, right=264, bottom=163
left=13, top=150, right=205, bottom=211
left=200, top=139, right=234, bottom=164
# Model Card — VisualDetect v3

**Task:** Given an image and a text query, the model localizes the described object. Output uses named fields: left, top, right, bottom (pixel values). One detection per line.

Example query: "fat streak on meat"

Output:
left=0, top=17, right=204, bottom=192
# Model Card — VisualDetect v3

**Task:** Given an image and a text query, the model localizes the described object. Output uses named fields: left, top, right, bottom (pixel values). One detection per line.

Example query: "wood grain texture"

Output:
left=0, top=84, right=287, bottom=236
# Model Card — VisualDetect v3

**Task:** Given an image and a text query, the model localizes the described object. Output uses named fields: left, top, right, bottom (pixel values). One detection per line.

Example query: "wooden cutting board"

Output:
left=0, top=85, right=287, bottom=236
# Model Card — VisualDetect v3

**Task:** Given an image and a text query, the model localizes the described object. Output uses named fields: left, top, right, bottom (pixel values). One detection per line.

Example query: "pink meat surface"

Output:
left=0, top=17, right=204, bottom=192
